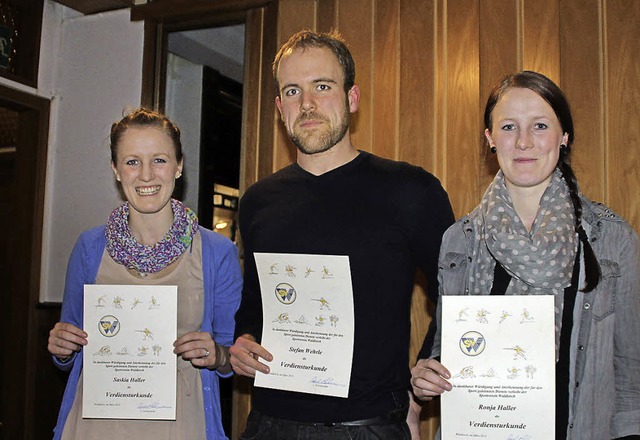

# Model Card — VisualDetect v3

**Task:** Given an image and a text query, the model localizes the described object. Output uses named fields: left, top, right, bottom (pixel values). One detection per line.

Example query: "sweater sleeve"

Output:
left=233, top=188, right=264, bottom=342
left=414, top=177, right=455, bottom=304
left=414, top=176, right=455, bottom=360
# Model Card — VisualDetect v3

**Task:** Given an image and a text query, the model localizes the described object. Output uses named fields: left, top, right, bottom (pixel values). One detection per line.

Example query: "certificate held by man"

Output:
left=253, top=253, right=355, bottom=398
left=441, top=295, right=555, bottom=439
left=83, top=285, right=177, bottom=419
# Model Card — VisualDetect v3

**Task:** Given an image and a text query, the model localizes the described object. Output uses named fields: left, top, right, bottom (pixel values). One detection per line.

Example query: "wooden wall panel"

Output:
left=336, top=0, right=374, bottom=150
left=240, top=8, right=264, bottom=192
left=238, top=1, right=640, bottom=439
left=317, top=0, right=337, bottom=33
left=398, top=0, right=436, bottom=171
left=480, top=0, right=520, bottom=91
left=523, top=0, right=560, bottom=80
left=276, top=0, right=318, bottom=54
left=235, top=10, right=258, bottom=415
left=234, top=4, right=278, bottom=438
left=560, top=0, right=605, bottom=202
left=398, top=2, right=441, bottom=436
left=372, top=0, right=400, bottom=159
left=606, top=0, right=640, bottom=228
left=255, top=3, right=279, bottom=183
left=432, top=0, right=446, bottom=180
left=398, top=3, right=441, bottom=436
left=272, top=0, right=318, bottom=172
left=443, top=0, right=480, bottom=218
left=479, top=0, right=519, bottom=190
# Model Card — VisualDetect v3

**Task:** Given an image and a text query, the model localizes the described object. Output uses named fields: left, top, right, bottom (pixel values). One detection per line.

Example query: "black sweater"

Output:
left=235, top=151, right=454, bottom=422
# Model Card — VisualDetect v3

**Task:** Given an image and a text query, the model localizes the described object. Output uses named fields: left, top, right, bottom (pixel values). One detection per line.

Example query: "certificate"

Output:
left=253, top=253, right=355, bottom=397
left=441, top=295, right=555, bottom=439
left=83, top=285, right=177, bottom=419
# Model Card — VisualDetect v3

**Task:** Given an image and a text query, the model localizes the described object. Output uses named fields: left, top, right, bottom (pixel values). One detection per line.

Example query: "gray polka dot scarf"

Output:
left=472, top=169, right=578, bottom=354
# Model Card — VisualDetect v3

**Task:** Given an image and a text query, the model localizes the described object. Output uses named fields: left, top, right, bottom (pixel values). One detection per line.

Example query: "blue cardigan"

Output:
left=52, top=225, right=242, bottom=439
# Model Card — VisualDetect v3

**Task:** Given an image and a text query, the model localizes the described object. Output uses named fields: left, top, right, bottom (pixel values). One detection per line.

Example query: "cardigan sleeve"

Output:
left=52, top=226, right=106, bottom=371
left=200, top=228, right=243, bottom=378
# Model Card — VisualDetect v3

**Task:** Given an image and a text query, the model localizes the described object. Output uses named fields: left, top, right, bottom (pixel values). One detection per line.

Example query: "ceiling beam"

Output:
left=50, top=0, right=137, bottom=15
left=130, top=0, right=271, bottom=22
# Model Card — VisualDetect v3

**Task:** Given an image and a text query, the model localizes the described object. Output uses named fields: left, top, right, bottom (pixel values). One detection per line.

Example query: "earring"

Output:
left=560, top=144, right=567, bottom=151
left=490, top=146, right=497, bottom=154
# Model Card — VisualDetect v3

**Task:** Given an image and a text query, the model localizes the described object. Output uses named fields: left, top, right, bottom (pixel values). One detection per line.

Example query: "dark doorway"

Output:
left=199, top=66, right=242, bottom=435
left=198, top=65, right=242, bottom=241
left=164, top=25, right=244, bottom=438
left=164, top=24, right=244, bottom=246
left=0, top=84, right=61, bottom=439
left=0, top=105, right=18, bottom=439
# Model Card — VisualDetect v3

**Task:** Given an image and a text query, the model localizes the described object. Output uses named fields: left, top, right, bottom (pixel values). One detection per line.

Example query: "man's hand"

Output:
left=406, top=391, right=423, bottom=439
left=229, top=334, right=273, bottom=378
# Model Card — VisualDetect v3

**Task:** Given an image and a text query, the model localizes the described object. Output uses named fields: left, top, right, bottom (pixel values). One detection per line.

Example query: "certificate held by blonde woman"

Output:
left=82, top=284, right=177, bottom=420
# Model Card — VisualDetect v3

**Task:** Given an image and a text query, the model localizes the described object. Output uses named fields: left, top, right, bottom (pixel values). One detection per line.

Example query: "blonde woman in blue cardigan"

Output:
left=48, top=109, right=242, bottom=439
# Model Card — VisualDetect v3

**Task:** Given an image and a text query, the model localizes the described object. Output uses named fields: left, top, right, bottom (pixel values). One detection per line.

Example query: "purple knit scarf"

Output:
left=105, top=198, right=198, bottom=274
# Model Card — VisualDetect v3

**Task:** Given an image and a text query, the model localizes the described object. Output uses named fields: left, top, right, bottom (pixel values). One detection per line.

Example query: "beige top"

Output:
left=62, top=233, right=207, bottom=440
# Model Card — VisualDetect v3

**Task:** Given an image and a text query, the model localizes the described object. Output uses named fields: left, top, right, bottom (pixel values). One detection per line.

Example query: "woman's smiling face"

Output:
left=111, top=126, right=182, bottom=218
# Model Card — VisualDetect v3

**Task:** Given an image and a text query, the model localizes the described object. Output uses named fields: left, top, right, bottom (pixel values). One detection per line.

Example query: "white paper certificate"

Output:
left=82, top=285, right=177, bottom=419
left=441, top=295, right=555, bottom=439
left=253, top=253, right=355, bottom=397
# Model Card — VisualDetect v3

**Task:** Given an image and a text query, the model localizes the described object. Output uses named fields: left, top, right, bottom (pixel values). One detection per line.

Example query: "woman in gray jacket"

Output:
left=411, top=71, right=640, bottom=439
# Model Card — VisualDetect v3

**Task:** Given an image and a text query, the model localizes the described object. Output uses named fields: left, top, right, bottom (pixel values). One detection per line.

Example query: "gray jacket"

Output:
left=431, top=195, right=640, bottom=439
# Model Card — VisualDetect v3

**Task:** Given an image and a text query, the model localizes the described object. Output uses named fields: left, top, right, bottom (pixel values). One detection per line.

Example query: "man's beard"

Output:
left=289, top=108, right=350, bottom=155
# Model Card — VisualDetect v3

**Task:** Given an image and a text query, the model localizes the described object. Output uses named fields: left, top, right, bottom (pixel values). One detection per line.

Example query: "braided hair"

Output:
left=484, top=71, right=601, bottom=292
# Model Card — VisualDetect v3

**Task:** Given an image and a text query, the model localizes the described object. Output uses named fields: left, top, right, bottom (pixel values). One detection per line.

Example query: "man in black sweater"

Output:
left=230, top=29, right=454, bottom=439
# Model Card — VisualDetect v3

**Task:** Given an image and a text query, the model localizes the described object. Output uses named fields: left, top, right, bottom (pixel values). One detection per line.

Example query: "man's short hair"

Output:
left=272, top=29, right=356, bottom=96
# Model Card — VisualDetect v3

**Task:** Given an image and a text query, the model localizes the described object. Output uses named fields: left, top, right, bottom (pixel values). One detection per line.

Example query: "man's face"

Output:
left=275, top=46, right=358, bottom=155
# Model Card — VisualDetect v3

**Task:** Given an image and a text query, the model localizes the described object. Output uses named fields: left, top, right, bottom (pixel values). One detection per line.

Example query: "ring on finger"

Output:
left=203, top=349, right=210, bottom=358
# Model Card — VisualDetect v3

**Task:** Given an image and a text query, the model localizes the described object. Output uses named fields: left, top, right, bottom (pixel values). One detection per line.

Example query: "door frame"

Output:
left=0, top=83, right=49, bottom=439
left=132, top=0, right=278, bottom=195
left=132, top=1, right=279, bottom=437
